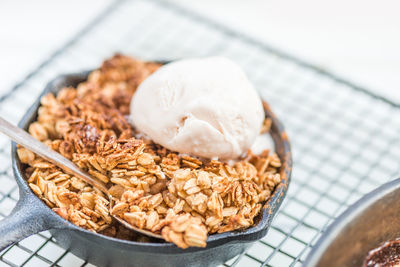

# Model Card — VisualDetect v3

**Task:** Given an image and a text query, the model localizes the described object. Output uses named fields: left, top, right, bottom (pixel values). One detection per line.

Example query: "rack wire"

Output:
left=0, top=0, right=399, bottom=266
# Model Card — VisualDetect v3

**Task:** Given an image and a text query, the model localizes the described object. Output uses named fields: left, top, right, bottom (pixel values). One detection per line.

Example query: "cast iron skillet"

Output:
left=304, top=177, right=400, bottom=267
left=1, top=70, right=291, bottom=267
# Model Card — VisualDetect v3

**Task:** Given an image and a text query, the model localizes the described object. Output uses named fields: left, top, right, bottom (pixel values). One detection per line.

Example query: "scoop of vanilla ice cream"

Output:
left=130, top=57, right=265, bottom=160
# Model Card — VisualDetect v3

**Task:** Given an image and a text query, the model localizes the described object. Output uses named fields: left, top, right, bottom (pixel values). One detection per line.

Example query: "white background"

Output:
left=0, top=0, right=399, bottom=101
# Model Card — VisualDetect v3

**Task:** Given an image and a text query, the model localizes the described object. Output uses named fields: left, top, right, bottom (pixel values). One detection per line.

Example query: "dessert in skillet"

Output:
left=17, top=54, right=282, bottom=248
left=364, top=239, right=400, bottom=267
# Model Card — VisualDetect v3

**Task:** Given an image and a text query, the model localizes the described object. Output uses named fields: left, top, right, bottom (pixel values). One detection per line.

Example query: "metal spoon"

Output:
left=0, top=117, right=162, bottom=239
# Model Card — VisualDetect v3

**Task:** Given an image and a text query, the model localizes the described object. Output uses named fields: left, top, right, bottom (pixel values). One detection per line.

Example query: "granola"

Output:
left=18, top=54, right=282, bottom=249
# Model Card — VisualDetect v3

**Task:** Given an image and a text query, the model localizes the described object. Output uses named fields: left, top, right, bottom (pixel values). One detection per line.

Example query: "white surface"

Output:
left=0, top=0, right=110, bottom=93
left=1, top=0, right=399, bottom=102
left=171, top=0, right=400, bottom=103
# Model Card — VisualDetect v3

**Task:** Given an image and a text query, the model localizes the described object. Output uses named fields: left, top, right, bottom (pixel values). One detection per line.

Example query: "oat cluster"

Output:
left=17, top=54, right=282, bottom=249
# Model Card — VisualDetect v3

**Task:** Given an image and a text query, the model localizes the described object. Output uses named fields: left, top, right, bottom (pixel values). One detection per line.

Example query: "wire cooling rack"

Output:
left=1, top=0, right=400, bottom=266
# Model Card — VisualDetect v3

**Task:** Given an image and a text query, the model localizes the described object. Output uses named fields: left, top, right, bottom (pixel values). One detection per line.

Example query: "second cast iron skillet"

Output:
left=1, top=68, right=292, bottom=267
left=304, top=177, right=400, bottom=267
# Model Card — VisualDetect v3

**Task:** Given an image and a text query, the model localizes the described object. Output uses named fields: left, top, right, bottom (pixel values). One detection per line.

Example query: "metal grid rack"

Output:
left=0, top=0, right=400, bottom=266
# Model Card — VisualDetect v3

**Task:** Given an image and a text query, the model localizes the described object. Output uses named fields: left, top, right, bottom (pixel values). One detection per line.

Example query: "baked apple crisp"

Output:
left=17, top=54, right=282, bottom=248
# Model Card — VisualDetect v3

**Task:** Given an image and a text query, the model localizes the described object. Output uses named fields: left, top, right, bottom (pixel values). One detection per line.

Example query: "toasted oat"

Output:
left=18, top=54, right=282, bottom=249
left=17, top=146, right=35, bottom=164
left=260, top=118, right=272, bottom=134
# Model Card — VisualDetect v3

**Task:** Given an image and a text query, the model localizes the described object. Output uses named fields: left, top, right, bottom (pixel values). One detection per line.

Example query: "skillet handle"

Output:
left=0, top=194, right=53, bottom=251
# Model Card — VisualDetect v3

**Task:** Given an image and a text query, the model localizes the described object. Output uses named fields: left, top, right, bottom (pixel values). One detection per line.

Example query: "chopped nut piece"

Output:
left=29, top=122, right=48, bottom=141
left=124, top=212, right=146, bottom=229
left=17, top=147, right=35, bottom=164
left=184, top=223, right=207, bottom=247
left=111, top=202, right=129, bottom=215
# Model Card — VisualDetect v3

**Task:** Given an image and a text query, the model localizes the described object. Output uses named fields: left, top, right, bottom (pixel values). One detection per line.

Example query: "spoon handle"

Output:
left=0, top=117, right=109, bottom=194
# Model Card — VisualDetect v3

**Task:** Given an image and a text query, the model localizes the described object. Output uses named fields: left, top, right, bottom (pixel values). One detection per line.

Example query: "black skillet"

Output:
left=0, top=69, right=291, bottom=267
